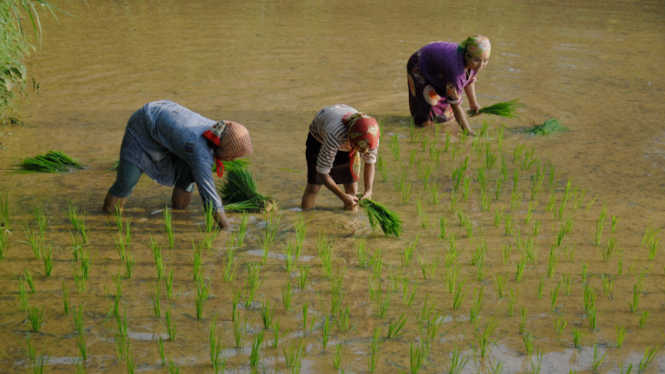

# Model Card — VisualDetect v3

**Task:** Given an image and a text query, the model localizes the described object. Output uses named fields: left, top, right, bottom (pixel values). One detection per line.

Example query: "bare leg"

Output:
left=301, top=183, right=322, bottom=211
left=172, top=186, right=193, bottom=209
left=102, top=193, right=126, bottom=214
left=343, top=182, right=359, bottom=212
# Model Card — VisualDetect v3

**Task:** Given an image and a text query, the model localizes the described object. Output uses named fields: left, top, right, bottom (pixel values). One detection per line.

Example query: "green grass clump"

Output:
left=219, top=163, right=277, bottom=212
left=358, top=198, right=403, bottom=237
left=523, top=118, right=569, bottom=136
left=18, top=151, right=85, bottom=173
left=469, top=99, right=520, bottom=118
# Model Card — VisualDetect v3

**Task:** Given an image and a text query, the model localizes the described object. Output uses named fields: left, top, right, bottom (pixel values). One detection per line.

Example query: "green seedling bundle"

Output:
left=17, top=151, right=85, bottom=173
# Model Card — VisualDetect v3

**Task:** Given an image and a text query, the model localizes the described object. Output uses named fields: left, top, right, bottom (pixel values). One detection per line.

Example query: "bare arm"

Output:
left=214, top=210, right=231, bottom=230
left=451, top=103, right=475, bottom=135
left=464, top=82, right=480, bottom=113
left=360, top=162, right=375, bottom=200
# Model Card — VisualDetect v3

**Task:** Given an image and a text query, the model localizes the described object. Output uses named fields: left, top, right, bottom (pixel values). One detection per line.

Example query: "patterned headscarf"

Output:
left=457, top=35, right=491, bottom=59
left=342, top=112, right=380, bottom=179
left=202, top=120, right=253, bottom=177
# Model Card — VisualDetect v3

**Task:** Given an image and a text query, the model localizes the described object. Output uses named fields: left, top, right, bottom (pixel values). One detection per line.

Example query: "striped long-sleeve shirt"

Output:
left=308, top=104, right=378, bottom=175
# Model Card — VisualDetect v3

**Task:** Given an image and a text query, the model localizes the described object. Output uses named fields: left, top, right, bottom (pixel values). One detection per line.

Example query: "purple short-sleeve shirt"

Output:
left=417, top=42, right=477, bottom=105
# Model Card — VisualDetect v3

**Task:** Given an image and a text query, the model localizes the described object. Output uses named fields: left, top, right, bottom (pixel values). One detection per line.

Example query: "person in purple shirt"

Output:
left=407, top=35, right=491, bottom=134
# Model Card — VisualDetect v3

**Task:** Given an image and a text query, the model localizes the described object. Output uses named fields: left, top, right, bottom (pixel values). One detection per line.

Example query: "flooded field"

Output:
left=0, top=0, right=664, bottom=373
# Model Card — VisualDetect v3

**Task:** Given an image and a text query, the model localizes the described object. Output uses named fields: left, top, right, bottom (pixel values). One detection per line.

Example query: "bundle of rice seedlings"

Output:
left=522, top=118, right=568, bottom=136
left=359, top=198, right=403, bottom=237
left=468, top=99, right=521, bottom=118
left=219, top=164, right=277, bottom=213
left=18, top=151, right=85, bottom=173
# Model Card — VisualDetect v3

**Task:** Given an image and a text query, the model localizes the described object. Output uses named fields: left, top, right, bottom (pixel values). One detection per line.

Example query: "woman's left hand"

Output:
left=360, top=190, right=372, bottom=201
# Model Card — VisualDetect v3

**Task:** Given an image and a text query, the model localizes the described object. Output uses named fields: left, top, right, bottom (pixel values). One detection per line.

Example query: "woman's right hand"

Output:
left=341, top=194, right=359, bottom=210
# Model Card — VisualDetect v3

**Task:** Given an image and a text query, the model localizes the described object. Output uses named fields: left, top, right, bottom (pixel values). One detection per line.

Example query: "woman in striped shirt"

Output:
left=301, top=104, right=380, bottom=211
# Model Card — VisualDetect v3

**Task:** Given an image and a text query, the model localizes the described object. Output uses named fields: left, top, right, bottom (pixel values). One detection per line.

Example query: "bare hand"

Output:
left=341, top=194, right=359, bottom=210
left=360, top=190, right=372, bottom=201
left=469, top=100, right=481, bottom=113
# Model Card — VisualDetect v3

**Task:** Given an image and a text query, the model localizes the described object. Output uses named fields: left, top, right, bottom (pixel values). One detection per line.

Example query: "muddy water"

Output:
left=0, top=0, right=664, bottom=373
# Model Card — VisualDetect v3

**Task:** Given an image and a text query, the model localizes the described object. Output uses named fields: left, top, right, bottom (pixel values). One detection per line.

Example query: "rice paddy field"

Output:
left=0, top=0, right=664, bottom=373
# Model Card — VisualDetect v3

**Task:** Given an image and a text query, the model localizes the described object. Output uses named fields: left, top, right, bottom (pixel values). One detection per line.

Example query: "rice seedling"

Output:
left=548, top=246, right=559, bottom=278
left=419, top=255, right=439, bottom=281
left=504, top=214, right=515, bottom=236
left=506, top=288, right=519, bottom=316
left=601, top=275, right=614, bottom=297
left=461, top=176, right=472, bottom=201
left=25, top=333, right=49, bottom=374
left=638, top=346, right=658, bottom=373
left=615, top=325, right=625, bottom=348
left=337, top=305, right=354, bottom=333
left=514, top=253, right=527, bottom=282
left=28, top=305, right=44, bottom=331
left=510, top=189, right=523, bottom=212
left=390, top=133, right=401, bottom=160
left=249, top=330, right=264, bottom=370
left=208, top=318, right=225, bottom=372
left=550, top=282, right=561, bottom=312
left=469, top=99, right=520, bottom=118
left=581, top=263, right=588, bottom=282
left=587, top=306, right=598, bottom=330
left=534, top=275, right=545, bottom=299
left=333, top=344, right=344, bottom=369
left=321, top=315, right=331, bottom=349
left=23, top=268, right=36, bottom=294
left=374, top=285, right=392, bottom=318
left=520, top=333, right=533, bottom=355
left=493, top=272, right=507, bottom=300
left=232, top=312, right=247, bottom=348
left=66, top=203, right=88, bottom=242
left=401, top=236, right=418, bottom=267
left=162, top=207, right=174, bottom=249
left=400, top=181, right=413, bottom=204
left=284, top=340, right=307, bottom=374
left=447, top=346, right=470, bottom=374
left=545, top=191, right=556, bottom=212
left=527, top=348, right=543, bottom=374
left=409, top=342, right=426, bottom=374
left=570, top=328, right=584, bottom=349
left=594, top=203, right=607, bottom=246
left=367, top=327, right=381, bottom=373
left=40, top=244, right=53, bottom=276
left=194, top=277, right=210, bottom=319
left=282, top=279, right=293, bottom=311
left=375, top=155, right=389, bottom=183
left=386, top=312, right=407, bottom=339
left=271, top=318, right=287, bottom=348
left=126, top=351, right=135, bottom=374
left=18, top=150, right=85, bottom=173
left=73, top=304, right=87, bottom=360
left=519, top=307, right=528, bottom=334
left=452, top=277, right=468, bottom=310
left=403, top=278, right=417, bottom=306
left=475, top=318, right=499, bottom=358
left=639, top=310, right=649, bottom=328
left=647, top=235, right=660, bottom=262
left=22, top=225, right=42, bottom=260
left=629, top=284, right=640, bottom=313
left=164, top=308, right=176, bottom=341
left=555, top=314, right=567, bottom=340
left=295, top=264, right=310, bottom=290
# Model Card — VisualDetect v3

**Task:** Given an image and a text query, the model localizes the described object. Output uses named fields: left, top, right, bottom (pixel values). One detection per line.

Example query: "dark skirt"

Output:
left=407, top=49, right=455, bottom=127
left=306, top=132, right=356, bottom=185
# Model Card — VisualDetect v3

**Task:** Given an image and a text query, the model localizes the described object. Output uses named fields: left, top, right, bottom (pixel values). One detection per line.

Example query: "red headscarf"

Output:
left=202, top=120, right=253, bottom=177
left=342, top=112, right=380, bottom=179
